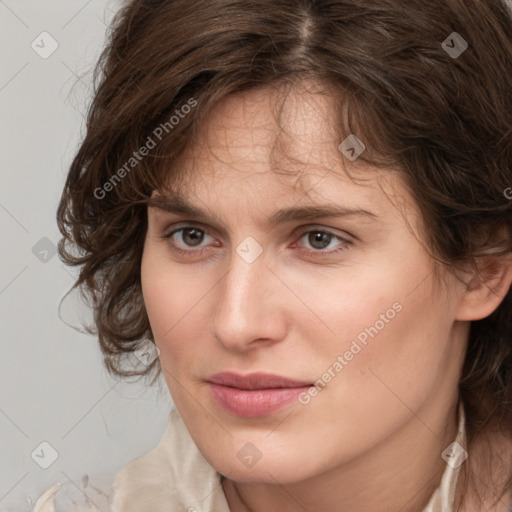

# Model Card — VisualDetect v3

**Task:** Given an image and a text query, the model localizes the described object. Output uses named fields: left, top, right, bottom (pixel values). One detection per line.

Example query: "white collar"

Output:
left=422, top=402, right=467, bottom=512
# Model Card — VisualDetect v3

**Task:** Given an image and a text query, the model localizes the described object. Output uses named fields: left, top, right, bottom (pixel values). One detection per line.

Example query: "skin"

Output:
left=140, top=80, right=512, bottom=512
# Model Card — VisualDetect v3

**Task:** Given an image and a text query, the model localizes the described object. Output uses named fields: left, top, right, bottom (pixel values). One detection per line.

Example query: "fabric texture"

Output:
left=31, top=404, right=467, bottom=512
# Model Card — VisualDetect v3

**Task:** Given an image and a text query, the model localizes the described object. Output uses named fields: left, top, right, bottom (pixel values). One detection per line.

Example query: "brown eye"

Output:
left=162, top=226, right=214, bottom=254
left=179, top=228, right=205, bottom=247
left=296, top=229, right=351, bottom=256
left=306, top=231, right=334, bottom=250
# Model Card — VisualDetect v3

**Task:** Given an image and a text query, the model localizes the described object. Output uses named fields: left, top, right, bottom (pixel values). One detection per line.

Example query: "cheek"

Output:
left=320, top=278, right=457, bottom=418
left=141, top=269, right=196, bottom=403
left=141, top=248, right=182, bottom=349
left=299, top=258, right=456, bottom=400
left=295, top=283, right=459, bottom=457
left=140, top=248, right=212, bottom=366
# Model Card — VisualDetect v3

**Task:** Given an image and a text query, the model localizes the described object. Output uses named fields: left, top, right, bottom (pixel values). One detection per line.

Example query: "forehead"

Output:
left=159, top=82, right=415, bottom=226
left=186, top=80, right=345, bottom=178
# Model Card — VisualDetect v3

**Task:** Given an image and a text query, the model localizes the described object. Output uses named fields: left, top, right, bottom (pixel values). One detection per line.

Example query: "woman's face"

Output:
left=141, top=82, right=468, bottom=484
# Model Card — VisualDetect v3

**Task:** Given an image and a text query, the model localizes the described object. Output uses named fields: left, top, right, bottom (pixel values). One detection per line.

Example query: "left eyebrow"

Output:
left=266, top=204, right=379, bottom=226
left=147, top=192, right=379, bottom=228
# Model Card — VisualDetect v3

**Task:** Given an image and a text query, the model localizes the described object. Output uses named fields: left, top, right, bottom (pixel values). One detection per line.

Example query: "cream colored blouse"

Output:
left=32, top=405, right=466, bottom=512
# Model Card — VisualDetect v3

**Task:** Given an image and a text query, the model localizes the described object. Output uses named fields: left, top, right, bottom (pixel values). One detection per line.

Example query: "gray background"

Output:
left=0, top=1, right=173, bottom=510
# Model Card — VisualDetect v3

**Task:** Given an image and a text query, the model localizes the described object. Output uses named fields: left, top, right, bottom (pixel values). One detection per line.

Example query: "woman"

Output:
left=34, top=0, right=512, bottom=510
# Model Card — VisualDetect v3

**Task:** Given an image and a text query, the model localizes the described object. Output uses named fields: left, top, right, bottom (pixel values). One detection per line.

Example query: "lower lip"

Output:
left=207, top=383, right=312, bottom=417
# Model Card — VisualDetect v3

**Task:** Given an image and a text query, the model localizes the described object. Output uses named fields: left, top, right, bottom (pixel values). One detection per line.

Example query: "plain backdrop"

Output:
left=0, top=1, right=174, bottom=510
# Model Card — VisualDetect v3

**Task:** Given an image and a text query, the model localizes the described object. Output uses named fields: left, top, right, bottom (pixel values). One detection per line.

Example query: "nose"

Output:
left=210, top=245, right=287, bottom=352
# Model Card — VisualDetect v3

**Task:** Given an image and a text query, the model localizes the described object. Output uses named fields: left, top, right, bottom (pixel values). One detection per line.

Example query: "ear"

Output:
left=456, top=253, right=512, bottom=321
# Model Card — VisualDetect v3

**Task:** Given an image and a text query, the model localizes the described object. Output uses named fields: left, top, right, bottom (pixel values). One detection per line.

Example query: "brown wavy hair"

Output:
left=57, top=0, right=512, bottom=508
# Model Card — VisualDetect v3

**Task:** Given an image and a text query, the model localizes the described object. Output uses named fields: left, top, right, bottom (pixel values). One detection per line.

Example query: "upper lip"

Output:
left=206, top=372, right=313, bottom=390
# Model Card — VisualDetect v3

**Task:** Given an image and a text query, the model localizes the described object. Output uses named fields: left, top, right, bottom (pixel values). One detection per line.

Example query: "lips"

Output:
left=207, top=371, right=313, bottom=389
left=206, top=372, right=313, bottom=417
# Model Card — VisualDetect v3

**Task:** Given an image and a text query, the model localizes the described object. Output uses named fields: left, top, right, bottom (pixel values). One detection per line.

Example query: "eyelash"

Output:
left=160, top=224, right=352, bottom=259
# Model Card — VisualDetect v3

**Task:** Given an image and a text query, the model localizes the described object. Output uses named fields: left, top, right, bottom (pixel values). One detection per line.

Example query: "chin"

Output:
left=210, top=451, right=317, bottom=484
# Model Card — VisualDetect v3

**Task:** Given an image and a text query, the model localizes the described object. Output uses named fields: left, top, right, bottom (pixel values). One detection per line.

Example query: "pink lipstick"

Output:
left=206, top=372, right=313, bottom=417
